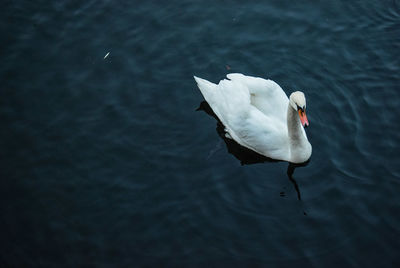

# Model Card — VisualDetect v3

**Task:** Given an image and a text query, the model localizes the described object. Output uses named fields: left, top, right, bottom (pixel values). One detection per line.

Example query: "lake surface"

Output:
left=1, top=0, right=400, bottom=267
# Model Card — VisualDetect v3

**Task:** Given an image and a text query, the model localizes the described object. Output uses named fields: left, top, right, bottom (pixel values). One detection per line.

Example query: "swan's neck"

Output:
left=287, top=105, right=303, bottom=142
left=287, top=104, right=310, bottom=163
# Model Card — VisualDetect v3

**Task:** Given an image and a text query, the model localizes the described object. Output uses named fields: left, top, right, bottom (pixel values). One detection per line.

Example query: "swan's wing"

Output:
left=226, top=73, right=307, bottom=140
left=231, top=107, right=290, bottom=160
left=226, top=73, right=289, bottom=122
left=194, top=76, right=290, bottom=161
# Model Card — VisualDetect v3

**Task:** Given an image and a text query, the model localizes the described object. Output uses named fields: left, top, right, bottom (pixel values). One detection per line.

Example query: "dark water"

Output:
left=1, top=0, right=400, bottom=266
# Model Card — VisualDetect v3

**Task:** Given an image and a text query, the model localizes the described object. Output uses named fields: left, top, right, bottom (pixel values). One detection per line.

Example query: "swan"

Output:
left=194, top=73, right=312, bottom=164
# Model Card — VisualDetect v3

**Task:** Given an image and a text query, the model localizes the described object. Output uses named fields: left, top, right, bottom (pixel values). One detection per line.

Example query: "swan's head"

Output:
left=289, top=91, right=309, bottom=128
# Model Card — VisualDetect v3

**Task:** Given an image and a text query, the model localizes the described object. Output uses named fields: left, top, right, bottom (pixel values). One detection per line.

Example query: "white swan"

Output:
left=194, top=73, right=312, bottom=163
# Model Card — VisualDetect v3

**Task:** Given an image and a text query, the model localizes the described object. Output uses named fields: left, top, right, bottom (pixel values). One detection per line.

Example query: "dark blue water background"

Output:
left=1, top=0, right=400, bottom=266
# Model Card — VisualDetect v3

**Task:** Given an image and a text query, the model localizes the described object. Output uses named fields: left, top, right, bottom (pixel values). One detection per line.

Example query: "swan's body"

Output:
left=194, top=73, right=312, bottom=163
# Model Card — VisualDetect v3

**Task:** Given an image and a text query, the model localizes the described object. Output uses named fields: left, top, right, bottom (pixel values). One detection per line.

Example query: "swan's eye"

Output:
left=297, top=105, right=305, bottom=112
left=296, top=105, right=304, bottom=111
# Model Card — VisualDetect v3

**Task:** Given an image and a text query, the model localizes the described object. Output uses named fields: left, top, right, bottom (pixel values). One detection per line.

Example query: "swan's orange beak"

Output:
left=298, top=109, right=309, bottom=128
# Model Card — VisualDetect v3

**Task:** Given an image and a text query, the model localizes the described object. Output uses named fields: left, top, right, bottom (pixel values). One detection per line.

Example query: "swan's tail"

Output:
left=194, top=75, right=252, bottom=149
left=194, top=76, right=217, bottom=102
left=194, top=76, right=215, bottom=87
left=194, top=74, right=250, bottom=126
left=194, top=76, right=226, bottom=123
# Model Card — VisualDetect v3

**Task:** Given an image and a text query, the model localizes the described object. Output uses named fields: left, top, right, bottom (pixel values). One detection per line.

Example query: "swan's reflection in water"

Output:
left=197, top=101, right=309, bottom=201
